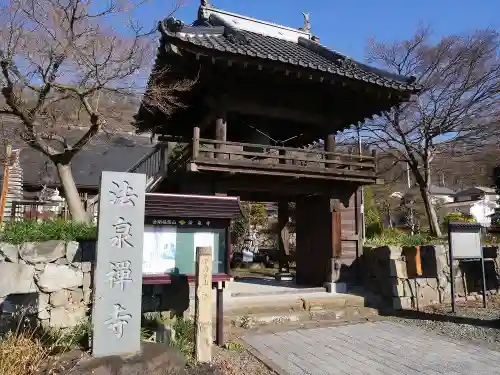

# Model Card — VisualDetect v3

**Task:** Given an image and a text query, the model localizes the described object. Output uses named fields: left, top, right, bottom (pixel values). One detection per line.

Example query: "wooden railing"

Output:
left=187, top=127, right=377, bottom=181
left=86, top=143, right=167, bottom=221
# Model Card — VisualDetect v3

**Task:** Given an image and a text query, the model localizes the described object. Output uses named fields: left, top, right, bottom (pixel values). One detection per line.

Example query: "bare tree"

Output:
left=0, top=0, right=187, bottom=222
left=361, top=27, right=500, bottom=236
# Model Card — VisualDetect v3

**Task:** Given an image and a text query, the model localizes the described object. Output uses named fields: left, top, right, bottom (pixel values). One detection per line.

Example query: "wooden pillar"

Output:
left=325, top=134, right=335, bottom=169
left=215, top=116, right=227, bottom=160
left=194, top=246, right=212, bottom=363
left=330, top=198, right=342, bottom=283
left=277, top=199, right=290, bottom=274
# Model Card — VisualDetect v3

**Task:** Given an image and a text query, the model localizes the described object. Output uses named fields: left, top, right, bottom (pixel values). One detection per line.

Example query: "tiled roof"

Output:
left=0, top=126, right=154, bottom=190
left=159, top=9, right=419, bottom=92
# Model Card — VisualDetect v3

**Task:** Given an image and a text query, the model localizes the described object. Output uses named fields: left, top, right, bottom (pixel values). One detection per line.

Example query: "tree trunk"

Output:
left=419, top=186, right=442, bottom=237
left=56, top=163, right=89, bottom=223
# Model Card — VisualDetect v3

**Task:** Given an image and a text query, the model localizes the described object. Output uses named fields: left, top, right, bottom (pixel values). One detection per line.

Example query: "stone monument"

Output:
left=194, top=246, right=213, bottom=363
left=91, top=171, right=146, bottom=357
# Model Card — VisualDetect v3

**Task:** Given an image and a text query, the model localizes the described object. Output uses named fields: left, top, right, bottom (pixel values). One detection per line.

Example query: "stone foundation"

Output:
left=363, top=244, right=500, bottom=309
left=0, top=241, right=94, bottom=329
left=0, top=240, right=212, bottom=330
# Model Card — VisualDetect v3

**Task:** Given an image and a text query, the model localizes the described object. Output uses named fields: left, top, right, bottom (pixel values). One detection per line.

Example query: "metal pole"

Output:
left=448, top=225, right=456, bottom=314
left=481, top=256, right=488, bottom=309
left=479, top=226, right=487, bottom=309
left=215, top=285, right=224, bottom=346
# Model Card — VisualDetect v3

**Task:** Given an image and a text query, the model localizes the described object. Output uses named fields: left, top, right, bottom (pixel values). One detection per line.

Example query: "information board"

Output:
left=450, top=230, right=482, bottom=259
left=142, top=225, right=225, bottom=275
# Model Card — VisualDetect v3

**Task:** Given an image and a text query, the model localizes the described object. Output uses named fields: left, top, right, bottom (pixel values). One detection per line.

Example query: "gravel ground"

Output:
left=212, top=345, right=276, bottom=375
left=385, top=295, right=500, bottom=350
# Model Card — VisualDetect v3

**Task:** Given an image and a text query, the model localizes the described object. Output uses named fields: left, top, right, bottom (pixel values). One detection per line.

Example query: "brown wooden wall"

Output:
left=339, top=188, right=363, bottom=283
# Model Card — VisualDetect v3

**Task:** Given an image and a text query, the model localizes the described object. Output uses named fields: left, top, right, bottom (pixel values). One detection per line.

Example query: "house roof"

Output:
left=159, top=5, right=419, bottom=93
left=443, top=200, right=498, bottom=208
left=403, top=185, right=455, bottom=198
left=455, top=186, right=497, bottom=196
left=0, top=128, right=154, bottom=190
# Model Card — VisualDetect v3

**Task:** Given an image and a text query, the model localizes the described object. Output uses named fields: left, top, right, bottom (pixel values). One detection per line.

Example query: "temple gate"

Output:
left=134, top=2, right=420, bottom=286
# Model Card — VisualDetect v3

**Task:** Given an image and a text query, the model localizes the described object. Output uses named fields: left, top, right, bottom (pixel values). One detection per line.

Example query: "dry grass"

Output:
left=0, top=330, right=51, bottom=375
left=0, top=315, right=90, bottom=375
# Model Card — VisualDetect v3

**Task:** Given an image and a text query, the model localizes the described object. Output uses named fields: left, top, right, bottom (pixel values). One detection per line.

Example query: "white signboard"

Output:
left=143, top=225, right=177, bottom=274
left=450, top=230, right=482, bottom=259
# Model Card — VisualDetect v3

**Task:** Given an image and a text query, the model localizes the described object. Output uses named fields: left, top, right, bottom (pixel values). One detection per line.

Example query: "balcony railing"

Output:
left=181, top=127, right=378, bottom=183
left=86, top=143, right=167, bottom=221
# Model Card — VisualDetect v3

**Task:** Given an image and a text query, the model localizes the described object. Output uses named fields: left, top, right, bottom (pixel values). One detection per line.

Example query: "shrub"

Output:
left=0, top=220, right=97, bottom=244
left=442, top=211, right=476, bottom=226
left=365, top=228, right=444, bottom=247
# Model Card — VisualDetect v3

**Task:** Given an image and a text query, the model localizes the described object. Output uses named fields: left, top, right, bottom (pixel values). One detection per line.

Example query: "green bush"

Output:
left=364, top=186, right=383, bottom=237
left=365, top=228, right=444, bottom=247
left=442, top=212, right=476, bottom=226
left=0, top=220, right=97, bottom=244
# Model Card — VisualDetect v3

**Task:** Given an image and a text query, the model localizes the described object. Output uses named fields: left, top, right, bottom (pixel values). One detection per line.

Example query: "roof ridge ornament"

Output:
left=201, top=0, right=211, bottom=7
left=300, top=12, right=311, bottom=34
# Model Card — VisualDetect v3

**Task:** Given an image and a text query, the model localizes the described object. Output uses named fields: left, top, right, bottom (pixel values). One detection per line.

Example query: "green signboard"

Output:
left=142, top=218, right=227, bottom=275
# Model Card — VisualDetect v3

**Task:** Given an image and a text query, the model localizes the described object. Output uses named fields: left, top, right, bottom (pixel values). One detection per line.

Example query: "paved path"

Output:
left=243, top=320, right=500, bottom=375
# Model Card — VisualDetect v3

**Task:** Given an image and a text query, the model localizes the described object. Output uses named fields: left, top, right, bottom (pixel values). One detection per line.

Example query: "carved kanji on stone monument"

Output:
left=92, top=172, right=146, bottom=358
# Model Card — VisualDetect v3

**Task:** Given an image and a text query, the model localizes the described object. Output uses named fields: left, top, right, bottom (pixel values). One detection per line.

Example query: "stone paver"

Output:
left=243, top=320, right=500, bottom=375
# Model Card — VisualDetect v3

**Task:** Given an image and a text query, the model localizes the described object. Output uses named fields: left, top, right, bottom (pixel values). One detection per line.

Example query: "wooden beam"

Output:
left=215, top=116, right=227, bottom=160
left=225, top=99, right=329, bottom=126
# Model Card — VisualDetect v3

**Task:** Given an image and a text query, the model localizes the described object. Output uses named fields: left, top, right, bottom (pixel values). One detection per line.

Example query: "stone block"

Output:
left=72, top=342, right=186, bottom=375
left=19, top=241, right=66, bottom=264
left=83, top=272, right=92, bottom=290
left=388, top=246, right=403, bottom=259
left=392, top=296, right=413, bottom=310
left=38, top=292, right=50, bottom=313
left=55, top=257, right=69, bottom=265
left=66, top=241, right=80, bottom=263
left=83, top=290, right=92, bottom=305
left=49, top=305, right=87, bottom=328
left=50, top=289, right=84, bottom=307
left=391, top=279, right=408, bottom=297
left=0, top=243, right=19, bottom=263
left=389, top=259, right=407, bottom=278
left=73, top=261, right=92, bottom=273
left=36, top=264, right=83, bottom=293
left=0, top=262, right=36, bottom=297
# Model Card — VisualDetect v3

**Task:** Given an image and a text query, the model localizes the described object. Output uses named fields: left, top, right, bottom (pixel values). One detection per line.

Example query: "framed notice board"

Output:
left=141, top=193, right=243, bottom=285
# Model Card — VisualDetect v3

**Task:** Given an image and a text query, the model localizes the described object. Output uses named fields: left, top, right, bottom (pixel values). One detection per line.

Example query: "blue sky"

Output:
left=137, top=0, right=500, bottom=61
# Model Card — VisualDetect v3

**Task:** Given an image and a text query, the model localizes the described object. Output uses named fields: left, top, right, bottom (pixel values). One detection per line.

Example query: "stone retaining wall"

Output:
left=363, top=244, right=500, bottom=309
left=0, top=240, right=219, bottom=330
left=0, top=241, right=93, bottom=328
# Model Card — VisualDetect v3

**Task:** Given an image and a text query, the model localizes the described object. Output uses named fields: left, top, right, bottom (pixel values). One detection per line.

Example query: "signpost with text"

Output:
left=92, top=171, right=146, bottom=357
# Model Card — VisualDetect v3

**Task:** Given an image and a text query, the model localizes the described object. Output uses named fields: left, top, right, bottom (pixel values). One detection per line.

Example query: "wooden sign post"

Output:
left=194, top=246, right=213, bottom=363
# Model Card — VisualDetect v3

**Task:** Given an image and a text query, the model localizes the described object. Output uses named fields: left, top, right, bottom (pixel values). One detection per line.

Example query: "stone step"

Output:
left=225, top=304, right=379, bottom=329
left=230, top=286, right=326, bottom=298
left=224, top=293, right=368, bottom=315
